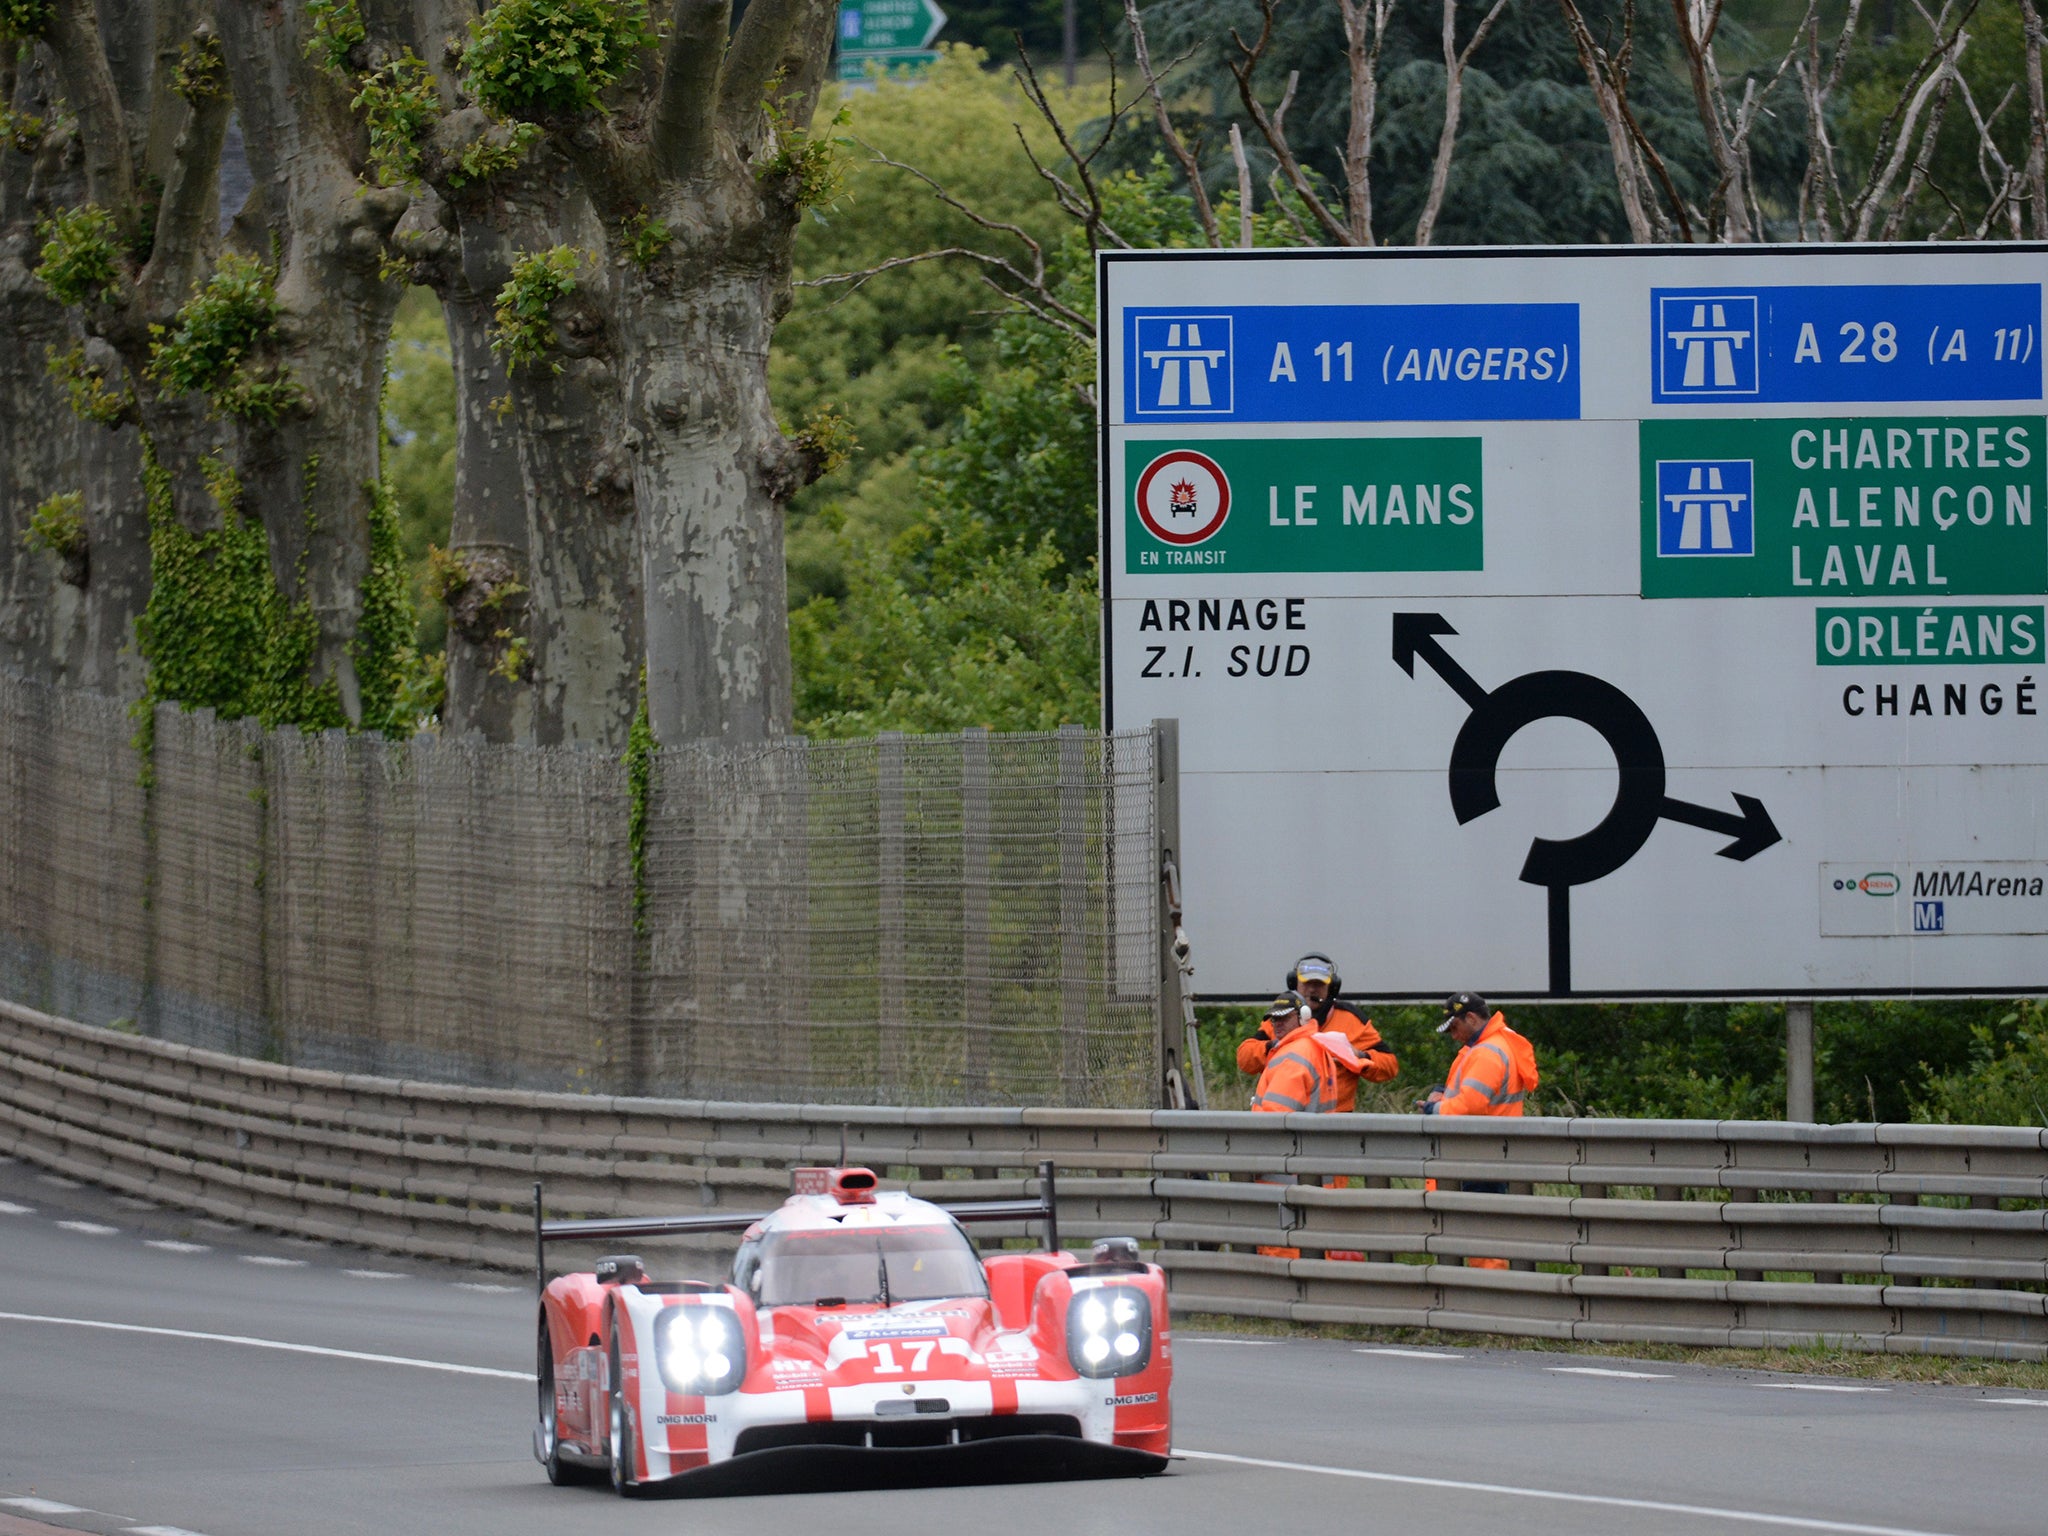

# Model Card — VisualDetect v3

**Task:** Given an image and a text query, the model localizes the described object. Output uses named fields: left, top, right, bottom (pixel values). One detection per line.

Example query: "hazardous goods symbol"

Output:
left=1392, top=613, right=1782, bottom=993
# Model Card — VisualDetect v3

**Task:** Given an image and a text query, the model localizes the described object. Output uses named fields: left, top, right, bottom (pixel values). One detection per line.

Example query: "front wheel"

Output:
left=537, top=1316, right=602, bottom=1486
left=607, top=1330, right=636, bottom=1497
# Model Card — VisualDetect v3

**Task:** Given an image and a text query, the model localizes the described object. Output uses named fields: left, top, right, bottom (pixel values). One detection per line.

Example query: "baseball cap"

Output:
left=1267, top=991, right=1306, bottom=1019
left=1438, top=991, right=1487, bottom=1032
left=1294, top=956, right=1335, bottom=985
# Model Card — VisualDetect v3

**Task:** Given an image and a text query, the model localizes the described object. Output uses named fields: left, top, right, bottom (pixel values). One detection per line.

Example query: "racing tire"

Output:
left=607, top=1330, right=637, bottom=1497
left=537, top=1316, right=602, bottom=1487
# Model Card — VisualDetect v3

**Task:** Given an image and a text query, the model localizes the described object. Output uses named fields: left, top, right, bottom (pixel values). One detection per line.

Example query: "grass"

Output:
left=1173, top=1312, right=2048, bottom=1388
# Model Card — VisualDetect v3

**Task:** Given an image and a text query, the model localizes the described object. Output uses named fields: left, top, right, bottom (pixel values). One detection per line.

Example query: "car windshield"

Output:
left=752, top=1225, right=986, bottom=1308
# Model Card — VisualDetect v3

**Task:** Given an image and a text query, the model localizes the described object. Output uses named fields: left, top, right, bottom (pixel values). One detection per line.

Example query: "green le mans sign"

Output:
left=1640, top=414, right=2048, bottom=598
left=1123, top=436, right=1483, bottom=574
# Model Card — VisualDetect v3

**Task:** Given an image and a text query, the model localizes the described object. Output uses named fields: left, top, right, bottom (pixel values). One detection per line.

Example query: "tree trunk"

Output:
left=216, top=3, right=405, bottom=725
left=437, top=258, right=534, bottom=741
left=622, top=269, right=794, bottom=744
left=0, top=46, right=149, bottom=695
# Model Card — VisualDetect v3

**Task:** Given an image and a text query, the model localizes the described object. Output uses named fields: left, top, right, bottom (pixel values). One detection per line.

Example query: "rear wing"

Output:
left=533, top=1159, right=1061, bottom=1296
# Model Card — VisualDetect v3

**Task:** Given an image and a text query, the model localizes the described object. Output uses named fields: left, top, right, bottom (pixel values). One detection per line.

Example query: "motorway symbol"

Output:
left=1392, top=613, right=1781, bottom=993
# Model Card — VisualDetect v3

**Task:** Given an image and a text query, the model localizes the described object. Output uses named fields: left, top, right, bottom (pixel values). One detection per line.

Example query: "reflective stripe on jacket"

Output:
left=1436, top=1013, right=1539, bottom=1117
left=1238, top=1003, right=1399, bottom=1110
left=1249, top=1026, right=1361, bottom=1114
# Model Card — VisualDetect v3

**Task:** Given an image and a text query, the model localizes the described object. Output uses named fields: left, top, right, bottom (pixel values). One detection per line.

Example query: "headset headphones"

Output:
left=1285, top=953, right=1341, bottom=996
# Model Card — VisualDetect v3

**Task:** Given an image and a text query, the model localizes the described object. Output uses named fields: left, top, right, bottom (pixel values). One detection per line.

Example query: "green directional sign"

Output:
left=837, top=0, right=946, bottom=54
left=834, top=49, right=940, bottom=82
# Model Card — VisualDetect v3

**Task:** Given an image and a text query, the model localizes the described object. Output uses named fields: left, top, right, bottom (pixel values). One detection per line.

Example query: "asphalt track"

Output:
left=3, top=1155, right=2043, bottom=1536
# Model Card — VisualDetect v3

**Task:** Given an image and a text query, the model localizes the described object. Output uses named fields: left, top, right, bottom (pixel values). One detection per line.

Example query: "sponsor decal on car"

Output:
left=657, top=1413, right=717, bottom=1426
left=841, top=1318, right=948, bottom=1340
left=1105, top=1392, right=1159, bottom=1407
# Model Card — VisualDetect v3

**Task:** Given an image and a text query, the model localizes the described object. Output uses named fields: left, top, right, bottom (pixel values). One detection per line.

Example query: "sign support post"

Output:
left=1786, top=1000, right=1815, bottom=1122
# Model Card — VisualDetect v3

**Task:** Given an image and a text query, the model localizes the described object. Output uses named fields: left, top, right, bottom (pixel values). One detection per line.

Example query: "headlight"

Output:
left=1067, top=1286, right=1151, bottom=1378
left=655, top=1305, right=747, bottom=1395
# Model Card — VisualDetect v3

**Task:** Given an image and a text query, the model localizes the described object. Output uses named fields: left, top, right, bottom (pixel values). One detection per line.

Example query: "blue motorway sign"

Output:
left=1650, top=284, right=2041, bottom=404
left=1124, top=303, right=1580, bottom=423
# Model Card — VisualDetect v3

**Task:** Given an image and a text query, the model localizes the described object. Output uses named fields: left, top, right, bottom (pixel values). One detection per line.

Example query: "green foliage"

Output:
left=793, top=403, right=858, bottom=478
left=0, top=0, right=50, bottom=40
left=758, top=96, right=853, bottom=211
left=1914, top=1005, right=2048, bottom=1127
left=303, top=0, right=366, bottom=73
left=491, top=246, right=585, bottom=371
left=621, top=210, right=671, bottom=268
left=625, top=668, right=653, bottom=928
left=149, top=254, right=304, bottom=422
left=774, top=51, right=1107, bottom=607
left=449, top=121, right=543, bottom=187
left=0, top=106, right=45, bottom=153
left=353, top=51, right=442, bottom=187
left=352, top=475, right=431, bottom=734
left=134, top=444, right=342, bottom=730
left=35, top=205, right=124, bottom=306
left=464, top=0, right=658, bottom=119
left=174, top=31, right=229, bottom=101
left=22, top=490, right=86, bottom=559
left=383, top=288, right=455, bottom=653
left=45, top=345, right=134, bottom=426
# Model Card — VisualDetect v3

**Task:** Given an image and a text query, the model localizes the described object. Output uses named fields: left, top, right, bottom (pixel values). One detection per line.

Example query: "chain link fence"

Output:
left=0, top=672, right=1160, bottom=1106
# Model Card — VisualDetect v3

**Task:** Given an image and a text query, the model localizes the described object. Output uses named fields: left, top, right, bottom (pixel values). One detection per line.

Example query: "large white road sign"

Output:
left=1099, top=246, right=2048, bottom=1000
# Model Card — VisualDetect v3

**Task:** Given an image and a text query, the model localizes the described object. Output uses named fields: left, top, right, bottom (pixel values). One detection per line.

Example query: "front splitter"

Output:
left=633, top=1434, right=1170, bottom=1498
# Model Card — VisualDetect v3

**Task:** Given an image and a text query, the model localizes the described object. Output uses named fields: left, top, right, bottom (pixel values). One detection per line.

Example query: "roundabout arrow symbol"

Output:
left=1393, top=613, right=1781, bottom=994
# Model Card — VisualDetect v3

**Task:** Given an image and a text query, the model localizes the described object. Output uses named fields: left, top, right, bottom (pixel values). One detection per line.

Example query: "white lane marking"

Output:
left=0, top=1312, right=533, bottom=1381
left=1178, top=1338, right=1275, bottom=1346
left=1177, top=1449, right=1964, bottom=1536
left=3, top=1497, right=86, bottom=1514
left=454, top=1282, right=517, bottom=1294
left=1761, top=1383, right=1888, bottom=1393
left=36, top=1175, right=82, bottom=1189
left=144, top=1241, right=210, bottom=1255
left=1550, top=1366, right=1674, bottom=1379
left=0, top=1201, right=33, bottom=1216
left=239, top=1255, right=306, bottom=1268
left=1355, top=1348, right=1464, bottom=1359
left=1975, top=1397, right=2048, bottom=1406
left=126, top=1526, right=213, bottom=1535
left=57, top=1220, right=119, bottom=1236
left=346, top=1270, right=407, bottom=1281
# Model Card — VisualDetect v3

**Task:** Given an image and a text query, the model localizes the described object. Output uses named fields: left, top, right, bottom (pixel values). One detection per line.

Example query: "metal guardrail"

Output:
left=3, top=1001, right=2042, bottom=1359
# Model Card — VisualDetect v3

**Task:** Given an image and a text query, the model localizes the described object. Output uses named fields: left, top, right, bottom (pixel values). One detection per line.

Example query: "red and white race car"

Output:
left=531, top=1161, right=1172, bottom=1495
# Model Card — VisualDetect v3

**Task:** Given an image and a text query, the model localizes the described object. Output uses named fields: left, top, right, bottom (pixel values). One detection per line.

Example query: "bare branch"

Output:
left=1229, top=0, right=1355, bottom=244
left=1124, top=0, right=1219, bottom=244
left=1881, top=57, right=1958, bottom=239
left=1336, top=0, right=1393, bottom=243
left=1844, top=0, right=1978, bottom=238
left=1556, top=0, right=1657, bottom=241
left=1415, top=0, right=1512, bottom=246
left=138, top=42, right=232, bottom=317
left=1229, top=123, right=1255, bottom=247
left=2020, top=0, right=2048, bottom=237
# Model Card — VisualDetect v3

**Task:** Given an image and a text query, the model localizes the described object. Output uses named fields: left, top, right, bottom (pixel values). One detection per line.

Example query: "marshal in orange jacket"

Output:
left=1238, top=1002, right=1397, bottom=1112
left=1433, top=1012, right=1539, bottom=1117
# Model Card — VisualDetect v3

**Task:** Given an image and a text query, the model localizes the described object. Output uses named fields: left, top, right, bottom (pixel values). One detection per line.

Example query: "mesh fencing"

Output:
left=0, top=673, right=1159, bottom=1106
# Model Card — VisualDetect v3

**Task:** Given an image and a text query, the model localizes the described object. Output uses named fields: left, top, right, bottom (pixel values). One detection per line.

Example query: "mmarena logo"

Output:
left=1134, top=449, right=1230, bottom=546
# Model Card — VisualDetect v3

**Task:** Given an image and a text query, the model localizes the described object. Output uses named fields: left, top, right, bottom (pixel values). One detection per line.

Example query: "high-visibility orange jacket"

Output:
left=1433, top=1013, right=1539, bottom=1117
left=1237, top=1002, right=1397, bottom=1111
left=1249, top=1026, right=1365, bottom=1114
